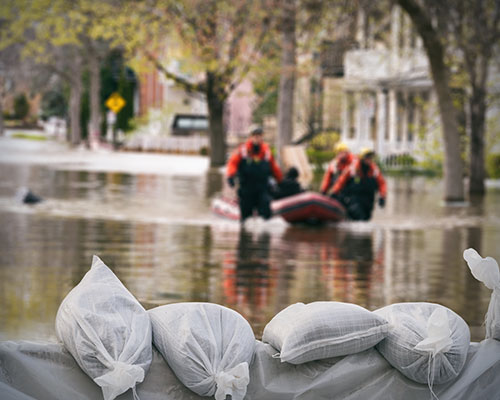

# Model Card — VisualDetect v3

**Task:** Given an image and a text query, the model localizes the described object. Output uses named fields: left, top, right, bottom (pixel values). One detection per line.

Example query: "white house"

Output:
left=337, top=6, right=499, bottom=162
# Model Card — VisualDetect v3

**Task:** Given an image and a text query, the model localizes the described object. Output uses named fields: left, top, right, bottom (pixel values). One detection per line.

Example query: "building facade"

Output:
left=335, top=5, right=500, bottom=163
left=339, top=6, right=438, bottom=161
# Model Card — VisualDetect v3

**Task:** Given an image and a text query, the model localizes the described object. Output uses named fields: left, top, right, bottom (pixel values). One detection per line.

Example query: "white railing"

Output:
left=123, top=134, right=209, bottom=154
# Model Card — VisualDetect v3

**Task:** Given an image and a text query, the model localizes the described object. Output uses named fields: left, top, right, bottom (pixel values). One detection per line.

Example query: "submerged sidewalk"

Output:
left=0, top=136, right=210, bottom=176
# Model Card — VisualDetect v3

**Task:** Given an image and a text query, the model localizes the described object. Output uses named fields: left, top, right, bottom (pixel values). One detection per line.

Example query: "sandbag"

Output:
left=262, top=301, right=389, bottom=364
left=374, top=302, right=470, bottom=388
left=55, top=255, right=152, bottom=400
left=463, top=248, right=500, bottom=340
left=148, top=302, right=255, bottom=400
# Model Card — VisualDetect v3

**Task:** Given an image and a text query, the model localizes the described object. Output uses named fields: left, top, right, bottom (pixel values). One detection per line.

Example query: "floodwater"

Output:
left=1, top=139, right=500, bottom=342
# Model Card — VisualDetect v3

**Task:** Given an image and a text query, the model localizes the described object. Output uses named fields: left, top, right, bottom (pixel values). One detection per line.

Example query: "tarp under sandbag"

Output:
left=0, top=341, right=203, bottom=400
left=2, top=339, right=500, bottom=400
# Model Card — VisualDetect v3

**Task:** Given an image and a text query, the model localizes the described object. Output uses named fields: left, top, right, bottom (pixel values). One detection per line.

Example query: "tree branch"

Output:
left=144, top=50, right=205, bottom=93
left=227, top=9, right=274, bottom=91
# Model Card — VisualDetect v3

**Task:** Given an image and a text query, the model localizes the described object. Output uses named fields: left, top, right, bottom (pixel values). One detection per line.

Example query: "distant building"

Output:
left=137, top=58, right=208, bottom=136
left=339, top=6, right=436, bottom=161
left=137, top=57, right=254, bottom=143
left=298, top=5, right=500, bottom=162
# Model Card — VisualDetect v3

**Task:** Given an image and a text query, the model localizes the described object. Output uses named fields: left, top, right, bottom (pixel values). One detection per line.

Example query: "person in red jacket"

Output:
left=226, top=127, right=283, bottom=222
left=331, top=148, right=386, bottom=221
left=320, top=142, right=355, bottom=195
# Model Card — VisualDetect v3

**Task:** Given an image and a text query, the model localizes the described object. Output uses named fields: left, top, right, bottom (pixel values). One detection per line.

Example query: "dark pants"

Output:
left=337, top=177, right=377, bottom=221
left=238, top=189, right=272, bottom=221
left=343, top=195, right=374, bottom=221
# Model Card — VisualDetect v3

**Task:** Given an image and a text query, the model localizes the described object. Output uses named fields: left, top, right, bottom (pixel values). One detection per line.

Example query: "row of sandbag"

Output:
left=55, top=249, right=500, bottom=400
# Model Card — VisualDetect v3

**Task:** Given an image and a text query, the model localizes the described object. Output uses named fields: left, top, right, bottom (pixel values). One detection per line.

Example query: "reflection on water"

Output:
left=1, top=161, right=499, bottom=342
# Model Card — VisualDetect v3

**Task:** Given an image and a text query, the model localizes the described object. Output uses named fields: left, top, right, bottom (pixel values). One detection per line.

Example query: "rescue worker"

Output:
left=331, top=147, right=386, bottom=221
left=320, top=142, right=355, bottom=195
left=226, top=127, right=283, bottom=222
left=272, top=166, right=304, bottom=200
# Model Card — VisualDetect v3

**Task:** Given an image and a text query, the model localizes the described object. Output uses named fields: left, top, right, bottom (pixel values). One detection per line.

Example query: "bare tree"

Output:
left=447, top=0, right=500, bottom=194
left=0, top=44, right=21, bottom=136
left=397, top=0, right=500, bottom=198
left=276, top=0, right=297, bottom=164
left=1, top=0, right=113, bottom=146
left=397, top=0, right=465, bottom=202
left=126, top=0, right=277, bottom=167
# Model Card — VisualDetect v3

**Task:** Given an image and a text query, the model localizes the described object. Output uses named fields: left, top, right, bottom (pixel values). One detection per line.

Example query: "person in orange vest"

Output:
left=320, top=142, right=355, bottom=195
left=226, top=127, right=283, bottom=222
left=331, top=147, right=386, bottom=221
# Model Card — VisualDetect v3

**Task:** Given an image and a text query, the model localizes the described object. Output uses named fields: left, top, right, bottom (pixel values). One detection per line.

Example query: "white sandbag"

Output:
left=148, top=302, right=255, bottom=400
left=55, top=255, right=152, bottom=400
left=262, top=301, right=389, bottom=364
left=463, top=248, right=500, bottom=340
left=374, top=302, right=470, bottom=388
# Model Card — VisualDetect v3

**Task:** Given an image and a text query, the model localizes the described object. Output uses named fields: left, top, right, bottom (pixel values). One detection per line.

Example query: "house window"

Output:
left=416, top=91, right=429, bottom=139
left=368, top=92, right=377, bottom=140
left=396, top=91, right=406, bottom=142
left=347, top=92, right=357, bottom=139
left=384, top=90, right=390, bottom=140
left=407, top=93, right=415, bottom=142
left=398, top=11, right=406, bottom=52
left=409, top=25, right=417, bottom=49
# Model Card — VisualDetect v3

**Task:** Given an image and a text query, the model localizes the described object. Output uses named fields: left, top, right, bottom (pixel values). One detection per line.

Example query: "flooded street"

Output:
left=1, top=138, right=500, bottom=342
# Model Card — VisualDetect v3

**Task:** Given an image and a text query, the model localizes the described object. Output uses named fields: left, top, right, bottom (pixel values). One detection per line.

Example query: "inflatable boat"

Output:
left=272, top=191, right=346, bottom=223
left=211, top=191, right=346, bottom=224
left=211, top=195, right=240, bottom=220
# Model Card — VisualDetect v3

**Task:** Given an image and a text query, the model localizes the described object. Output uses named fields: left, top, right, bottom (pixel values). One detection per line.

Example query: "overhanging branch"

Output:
left=144, top=50, right=205, bottom=93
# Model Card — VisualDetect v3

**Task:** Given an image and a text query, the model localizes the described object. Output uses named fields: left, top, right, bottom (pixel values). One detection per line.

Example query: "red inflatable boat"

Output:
left=272, top=191, right=346, bottom=223
left=211, top=196, right=240, bottom=220
left=211, top=191, right=346, bottom=224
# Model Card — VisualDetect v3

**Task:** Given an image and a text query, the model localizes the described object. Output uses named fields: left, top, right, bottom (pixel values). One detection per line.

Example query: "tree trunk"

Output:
left=206, top=71, right=227, bottom=167
left=69, top=58, right=83, bottom=146
left=89, top=50, right=101, bottom=147
left=397, top=0, right=464, bottom=202
left=428, top=53, right=465, bottom=202
left=469, top=87, right=487, bottom=194
left=276, top=0, right=296, bottom=165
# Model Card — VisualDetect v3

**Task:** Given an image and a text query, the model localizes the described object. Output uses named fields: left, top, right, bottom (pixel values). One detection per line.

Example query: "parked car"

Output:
left=171, top=114, right=209, bottom=136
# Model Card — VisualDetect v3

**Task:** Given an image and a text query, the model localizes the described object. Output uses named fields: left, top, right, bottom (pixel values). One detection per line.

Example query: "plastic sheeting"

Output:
left=463, top=248, right=500, bottom=340
left=1, top=339, right=500, bottom=400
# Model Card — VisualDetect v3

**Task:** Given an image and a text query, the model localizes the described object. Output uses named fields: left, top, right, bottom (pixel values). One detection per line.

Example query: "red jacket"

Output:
left=332, top=157, right=387, bottom=198
left=320, top=152, right=355, bottom=194
left=226, top=140, right=283, bottom=182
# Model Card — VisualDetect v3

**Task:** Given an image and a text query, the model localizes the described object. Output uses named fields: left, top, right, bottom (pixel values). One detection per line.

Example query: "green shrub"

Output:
left=40, top=90, right=67, bottom=121
left=486, top=153, right=500, bottom=179
left=14, top=94, right=30, bottom=121
left=306, top=131, right=340, bottom=170
left=11, top=132, right=46, bottom=141
left=306, top=148, right=335, bottom=170
left=308, top=131, right=340, bottom=152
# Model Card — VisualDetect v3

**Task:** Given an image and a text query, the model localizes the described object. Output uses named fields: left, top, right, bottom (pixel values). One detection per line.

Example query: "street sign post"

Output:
left=105, top=92, right=126, bottom=114
left=105, top=93, right=126, bottom=147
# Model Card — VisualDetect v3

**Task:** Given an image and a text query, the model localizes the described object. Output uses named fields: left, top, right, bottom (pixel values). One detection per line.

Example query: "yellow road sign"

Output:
left=105, top=92, right=126, bottom=113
